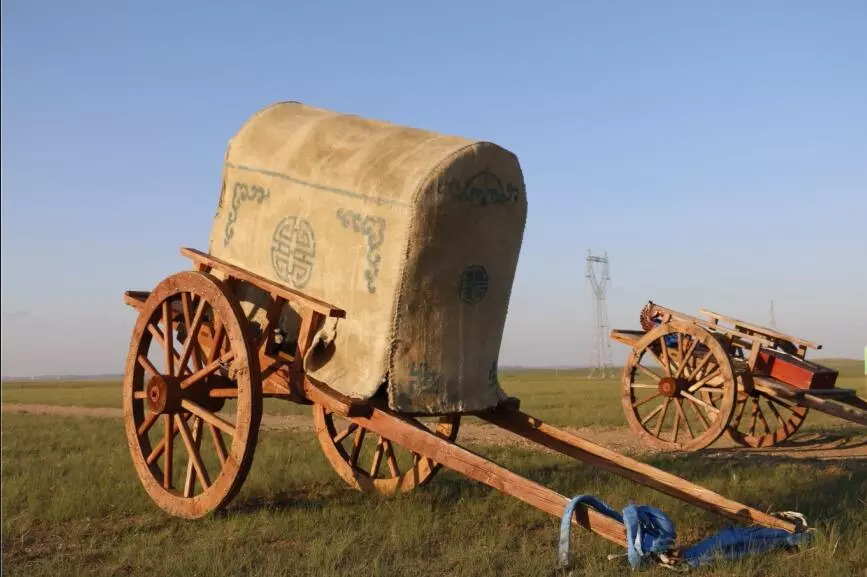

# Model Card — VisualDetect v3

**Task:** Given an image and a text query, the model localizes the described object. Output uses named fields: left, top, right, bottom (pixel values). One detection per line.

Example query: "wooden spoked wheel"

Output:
left=123, top=270, right=262, bottom=518
left=313, top=405, right=460, bottom=494
left=621, top=321, right=737, bottom=451
left=724, top=390, right=809, bottom=448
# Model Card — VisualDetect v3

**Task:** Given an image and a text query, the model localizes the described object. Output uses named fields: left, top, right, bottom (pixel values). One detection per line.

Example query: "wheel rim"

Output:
left=313, top=405, right=459, bottom=494
left=621, top=321, right=736, bottom=451
left=123, top=271, right=261, bottom=518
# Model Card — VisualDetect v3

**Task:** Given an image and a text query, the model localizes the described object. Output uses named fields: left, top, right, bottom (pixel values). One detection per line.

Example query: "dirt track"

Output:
left=3, top=402, right=866, bottom=461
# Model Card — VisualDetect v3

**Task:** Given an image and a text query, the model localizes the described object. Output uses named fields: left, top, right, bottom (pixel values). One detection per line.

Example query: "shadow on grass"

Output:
left=223, top=490, right=328, bottom=516
left=725, top=428, right=867, bottom=451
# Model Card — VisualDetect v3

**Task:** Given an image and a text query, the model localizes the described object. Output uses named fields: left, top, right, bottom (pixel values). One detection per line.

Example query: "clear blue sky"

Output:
left=2, top=1, right=865, bottom=377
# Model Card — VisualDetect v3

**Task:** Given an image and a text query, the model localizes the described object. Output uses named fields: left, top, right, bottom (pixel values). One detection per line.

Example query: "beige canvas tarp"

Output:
left=207, top=101, right=527, bottom=414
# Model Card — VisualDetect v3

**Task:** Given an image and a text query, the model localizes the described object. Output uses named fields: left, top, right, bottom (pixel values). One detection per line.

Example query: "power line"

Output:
left=586, top=250, right=614, bottom=378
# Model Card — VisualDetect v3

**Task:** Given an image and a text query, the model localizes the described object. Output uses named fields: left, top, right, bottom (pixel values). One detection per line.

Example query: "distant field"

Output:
left=3, top=359, right=864, bottom=433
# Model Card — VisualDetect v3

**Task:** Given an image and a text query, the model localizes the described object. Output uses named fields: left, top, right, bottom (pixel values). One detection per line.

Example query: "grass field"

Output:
left=2, top=360, right=866, bottom=576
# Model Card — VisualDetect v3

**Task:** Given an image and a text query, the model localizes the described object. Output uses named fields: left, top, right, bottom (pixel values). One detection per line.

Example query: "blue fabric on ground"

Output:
left=680, top=526, right=812, bottom=568
left=559, top=495, right=809, bottom=571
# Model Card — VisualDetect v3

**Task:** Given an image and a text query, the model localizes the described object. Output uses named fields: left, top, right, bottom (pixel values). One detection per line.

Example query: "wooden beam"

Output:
left=754, top=377, right=867, bottom=426
left=303, top=380, right=629, bottom=548
left=479, top=409, right=799, bottom=533
left=180, top=247, right=346, bottom=319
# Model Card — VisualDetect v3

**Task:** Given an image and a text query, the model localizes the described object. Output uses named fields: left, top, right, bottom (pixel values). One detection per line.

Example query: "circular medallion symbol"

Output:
left=459, top=265, right=489, bottom=304
left=271, top=216, right=315, bottom=289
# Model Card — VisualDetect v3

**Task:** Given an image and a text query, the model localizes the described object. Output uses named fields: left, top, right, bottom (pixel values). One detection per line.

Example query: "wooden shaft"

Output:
left=479, top=410, right=798, bottom=534
left=754, top=378, right=867, bottom=426
left=303, top=378, right=628, bottom=547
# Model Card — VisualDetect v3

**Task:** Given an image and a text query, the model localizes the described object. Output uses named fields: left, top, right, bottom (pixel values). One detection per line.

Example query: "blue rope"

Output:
left=559, top=495, right=676, bottom=570
left=559, top=496, right=811, bottom=570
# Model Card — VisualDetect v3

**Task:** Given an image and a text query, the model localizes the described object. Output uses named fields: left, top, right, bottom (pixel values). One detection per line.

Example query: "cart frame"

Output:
left=122, top=251, right=804, bottom=564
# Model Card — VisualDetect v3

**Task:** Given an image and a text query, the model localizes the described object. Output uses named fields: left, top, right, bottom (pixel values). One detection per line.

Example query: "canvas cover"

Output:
left=207, top=101, right=527, bottom=413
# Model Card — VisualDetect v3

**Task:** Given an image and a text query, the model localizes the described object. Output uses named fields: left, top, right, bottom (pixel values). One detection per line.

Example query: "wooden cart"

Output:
left=121, top=252, right=805, bottom=564
left=610, top=301, right=867, bottom=451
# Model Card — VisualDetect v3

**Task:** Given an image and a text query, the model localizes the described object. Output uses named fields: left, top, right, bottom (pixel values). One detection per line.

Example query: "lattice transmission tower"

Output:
left=586, top=250, right=614, bottom=378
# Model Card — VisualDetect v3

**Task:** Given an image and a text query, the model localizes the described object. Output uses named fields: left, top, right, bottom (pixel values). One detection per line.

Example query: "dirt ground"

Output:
left=3, top=402, right=865, bottom=461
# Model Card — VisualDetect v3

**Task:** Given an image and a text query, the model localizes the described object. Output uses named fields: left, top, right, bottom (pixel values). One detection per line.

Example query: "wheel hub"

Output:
left=658, top=376, right=687, bottom=398
left=146, top=374, right=183, bottom=413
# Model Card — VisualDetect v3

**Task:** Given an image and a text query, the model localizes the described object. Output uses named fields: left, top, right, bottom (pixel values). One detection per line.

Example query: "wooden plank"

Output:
left=302, top=379, right=629, bottom=547
left=180, top=247, right=346, bottom=318
left=609, top=329, right=645, bottom=347
left=699, top=309, right=821, bottom=351
left=479, top=409, right=799, bottom=534
left=754, top=377, right=867, bottom=426
left=123, top=291, right=150, bottom=311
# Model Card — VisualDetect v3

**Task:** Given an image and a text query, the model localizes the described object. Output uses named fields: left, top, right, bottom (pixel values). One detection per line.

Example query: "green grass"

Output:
left=2, top=413, right=866, bottom=576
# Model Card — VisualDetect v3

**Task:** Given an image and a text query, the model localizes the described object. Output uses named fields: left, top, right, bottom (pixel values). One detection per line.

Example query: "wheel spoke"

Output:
left=764, top=397, right=789, bottom=429
left=183, top=417, right=203, bottom=497
left=181, top=399, right=236, bottom=437
left=177, top=414, right=210, bottom=494
left=181, top=293, right=204, bottom=373
left=177, top=298, right=208, bottom=378
left=208, top=323, right=227, bottom=364
left=674, top=340, right=699, bottom=379
left=686, top=352, right=715, bottom=383
left=180, top=350, right=235, bottom=390
left=634, top=392, right=662, bottom=408
left=138, top=354, right=160, bottom=377
left=674, top=399, right=694, bottom=439
left=654, top=398, right=671, bottom=437
left=671, top=408, right=681, bottom=442
left=383, top=440, right=400, bottom=477
left=681, top=391, right=720, bottom=415
left=730, top=398, right=748, bottom=430
left=333, top=423, right=358, bottom=444
left=658, top=338, right=672, bottom=376
left=349, top=427, right=366, bottom=467
left=370, top=437, right=385, bottom=477
left=640, top=403, right=665, bottom=426
left=685, top=396, right=711, bottom=431
left=163, top=414, right=173, bottom=489
left=162, top=302, right=175, bottom=377
left=137, top=411, right=160, bottom=437
left=146, top=413, right=186, bottom=464
left=749, top=401, right=760, bottom=436
left=687, top=367, right=723, bottom=393
left=635, top=363, right=663, bottom=384
left=208, top=424, right=228, bottom=466
left=208, top=388, right=240, bottom=398
left=147, top=324, right=185, bottom=375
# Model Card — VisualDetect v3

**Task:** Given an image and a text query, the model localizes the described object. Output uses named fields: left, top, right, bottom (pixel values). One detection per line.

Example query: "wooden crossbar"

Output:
left=180, top=247, right=345, bottom=318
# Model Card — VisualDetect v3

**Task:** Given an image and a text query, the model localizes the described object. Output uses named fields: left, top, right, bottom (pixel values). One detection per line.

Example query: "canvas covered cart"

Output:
left=610, top=301, right=867, bottom=451
left=121, top=102, right=808, bottom=568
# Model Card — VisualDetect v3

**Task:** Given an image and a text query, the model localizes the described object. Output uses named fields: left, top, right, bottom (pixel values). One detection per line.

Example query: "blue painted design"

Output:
left=438, top=169, right=521, bottom=206
left=223, top=181, right=270, bottom=246
left=336, top=208, right=386, bottom=294
left=271, top=216, right=315, bottom=288
left=459, top=265, right=489, bottom=304
left=225, top=162, right=409, bottom=208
